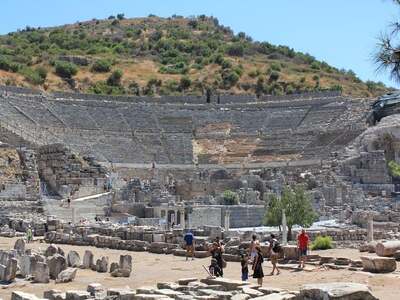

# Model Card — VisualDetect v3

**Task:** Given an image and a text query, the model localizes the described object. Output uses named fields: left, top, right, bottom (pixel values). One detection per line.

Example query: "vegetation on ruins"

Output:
left=221, top=190, right=240, bottom=205
left=0, top=15, right=388, bottom=97
left=264, top=185, right=317, bottom=240
left=311, top=235, right=333, bottom=250
left=388, top=160, right=400, bottom=178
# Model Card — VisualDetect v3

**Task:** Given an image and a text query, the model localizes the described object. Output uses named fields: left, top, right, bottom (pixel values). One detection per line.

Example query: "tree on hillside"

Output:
left=263, top=185, right=317, bottom=240
left=375, top=0, right=400, bottom=82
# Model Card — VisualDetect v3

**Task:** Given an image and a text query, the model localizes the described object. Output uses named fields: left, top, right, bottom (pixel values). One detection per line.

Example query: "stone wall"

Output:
left=37, top=144, right=107, bottom=198
left=188, top=207, right=221, bottom=228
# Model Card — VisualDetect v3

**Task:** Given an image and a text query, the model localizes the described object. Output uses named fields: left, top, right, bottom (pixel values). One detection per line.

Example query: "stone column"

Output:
left=224, top=211, right=231, bottom=231
left=71, top=207, right=76, bottom=224
left=282, top=209, right=288, bottom=245
left=367, top=215, right=374, bottom=242
left=180, top=209, right=186, bottom=229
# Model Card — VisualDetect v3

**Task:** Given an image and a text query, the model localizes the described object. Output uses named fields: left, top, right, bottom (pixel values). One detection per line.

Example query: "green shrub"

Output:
left=269, top=71, right=280, bottom=82
left=311, top=236, right=333, bottom=250
left=107, top=69, right=123, bottom=86
left=89, top=81, right=125, bottom=95
left=91, top=59, right=112, bottom=73
left=0, top=56, right=21, bottom=72
left=388, top=160, right=400, bottom=178
left=54, top=61, right=78, bottom=78
left=225, top=42, right=245, bottom=57
left=310, top=61, right=320, bottom=70
left=179, top=76, right=191, bottom=90
left=22, top=67, right=47, bottom=85
left=222, top=190, right=239, bottom=205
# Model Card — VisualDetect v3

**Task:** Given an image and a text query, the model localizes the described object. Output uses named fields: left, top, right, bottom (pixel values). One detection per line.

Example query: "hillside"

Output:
left=0, top=15, right=389, bottom=97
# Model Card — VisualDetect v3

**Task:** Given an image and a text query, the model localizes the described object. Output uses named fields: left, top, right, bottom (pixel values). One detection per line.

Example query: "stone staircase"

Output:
left=42, top=192, right=112, bottom=223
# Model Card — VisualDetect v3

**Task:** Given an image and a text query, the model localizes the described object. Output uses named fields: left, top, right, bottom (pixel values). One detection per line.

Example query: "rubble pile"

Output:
left=10, top=278, right=379, bottom=300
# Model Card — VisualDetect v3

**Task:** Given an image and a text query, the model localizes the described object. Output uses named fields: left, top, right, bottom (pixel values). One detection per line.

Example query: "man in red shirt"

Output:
left=297, top=229, right=309, bottom=269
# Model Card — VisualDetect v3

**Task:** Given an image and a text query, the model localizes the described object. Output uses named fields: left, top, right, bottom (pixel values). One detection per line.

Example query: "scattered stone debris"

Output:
left=7, top=278, right=379, bottom=300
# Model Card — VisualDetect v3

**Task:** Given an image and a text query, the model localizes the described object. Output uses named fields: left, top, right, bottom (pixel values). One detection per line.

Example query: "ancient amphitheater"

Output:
left=0, top=87, right=368, bottom=168
left=2, top=86, right=400, bottom=300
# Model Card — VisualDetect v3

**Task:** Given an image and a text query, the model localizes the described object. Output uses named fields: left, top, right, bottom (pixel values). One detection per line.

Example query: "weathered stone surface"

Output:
left=376, top=241, right=400, bottom=257
left=110, top=268, right=130, bottom=277
left=231, top=294, right=251, bottom=300
left=197, top=289, right=233, bottom=299
left=87, top=283, right=104, bottom=296
left=11, top=291, right=45, bottom=300
left=157, top=289, right=184, bottom=297
left=95, top=257, right=108, bottom=273
left=361, top=256, right=397, bottom=273
left=14, top=238, right=26, bottom=253
left=394, top=250, right=400, bottom=261
left=300, top=282, right=378, bottom=300
left=200, top=278, right=246, bottom=290
left=47, top=254, right=67, bottom=280
left=132, top=295, right=171, bottom=300
left=43, top=290, right=64, bottom=300
left=242, top=287, right=264, bottom=297
left=177, top=278, right=198, bottom=285
left=33, top=262, right=50, bottom=283
left=119, top=255, right=132, bottom=272
left=104, top=288, right=136, bottom=299
left=0, top=258, right=17, bottom=282
left=20, top=255, right=40, bottom=278
left=82, top=251, right=93, bottom=269
left=67, top=251, right=80, bottom=268
left=110, top=262, right=119, bottom=273
left=56, top=268, right=77, bottom=283
left=44, top=245, right=59, bottom=257
left=282, top=245, right=297, bottom=260
left=65, top=291, right=90, bottom=300
left=257, top=287, right=286, bottom=295
left=252, top=293, right=297, bottom=300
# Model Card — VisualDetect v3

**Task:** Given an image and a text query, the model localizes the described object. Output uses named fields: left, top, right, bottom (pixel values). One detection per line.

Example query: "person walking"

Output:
left=184, top=230, right=195, bottom=261
left=297, top=229, right=310, bottom=269
left=252, top=245, right=264, bottom=286
left=268, top=234, right=280, bottom=275
left=26, top=226, right=33, bottom=243
left=248, top=234, right=260, bottom=264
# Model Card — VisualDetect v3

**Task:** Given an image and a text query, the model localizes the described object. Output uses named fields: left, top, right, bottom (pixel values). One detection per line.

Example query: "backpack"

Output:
left=272, top=239, right=281, bottom=253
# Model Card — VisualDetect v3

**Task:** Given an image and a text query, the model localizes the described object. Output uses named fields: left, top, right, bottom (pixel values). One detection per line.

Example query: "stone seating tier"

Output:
left=0, top=91, right=368, bottom=164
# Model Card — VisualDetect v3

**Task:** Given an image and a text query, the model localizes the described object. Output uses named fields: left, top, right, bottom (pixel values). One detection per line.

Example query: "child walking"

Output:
left=240, top=254, right=249, bottom=281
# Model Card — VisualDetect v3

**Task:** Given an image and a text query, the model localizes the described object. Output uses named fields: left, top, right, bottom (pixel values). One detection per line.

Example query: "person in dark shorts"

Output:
left=184, top=230, right=195, bottom=261
left=209, top=258, right=223, bottom=277
left=297, top=229, right=310, bottom=269
left=209, top=242, right=224, bottom=277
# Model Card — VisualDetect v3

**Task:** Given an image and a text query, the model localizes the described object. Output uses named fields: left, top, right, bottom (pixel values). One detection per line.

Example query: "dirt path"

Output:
left=0, top=238, right=399, bottom=300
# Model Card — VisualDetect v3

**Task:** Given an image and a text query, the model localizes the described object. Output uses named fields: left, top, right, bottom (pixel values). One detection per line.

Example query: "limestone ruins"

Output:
left=0, top=85, right=399, bottom=299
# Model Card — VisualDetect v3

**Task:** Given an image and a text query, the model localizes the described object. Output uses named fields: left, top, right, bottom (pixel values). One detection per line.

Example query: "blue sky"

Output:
left=1, top=0, right=399, bottom=87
